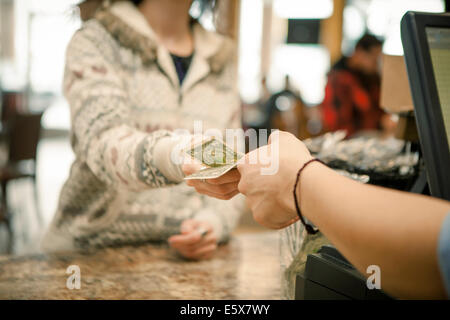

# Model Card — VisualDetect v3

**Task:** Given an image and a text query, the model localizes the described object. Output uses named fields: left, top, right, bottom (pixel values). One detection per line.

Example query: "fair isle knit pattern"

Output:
left=41, top=2, right=243, bottom=252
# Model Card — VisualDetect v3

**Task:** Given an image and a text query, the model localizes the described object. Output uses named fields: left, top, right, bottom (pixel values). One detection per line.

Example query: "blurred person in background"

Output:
left=41, top=0, right=243, bottom=259
left=321, top=34, right=396, bottom=138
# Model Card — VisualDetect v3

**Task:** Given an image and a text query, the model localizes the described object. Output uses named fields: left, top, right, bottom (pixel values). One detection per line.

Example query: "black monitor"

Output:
left=401, top=12, right=450, bottom=201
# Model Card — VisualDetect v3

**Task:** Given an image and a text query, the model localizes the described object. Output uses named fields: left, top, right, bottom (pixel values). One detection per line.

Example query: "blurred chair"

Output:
left=0, top=204, right=12, bottom=254
left=0, top=202, right=9, bottom=227
left=1, top=91, right=26, bottom=123
left=0, top=112, right=43, bottom=229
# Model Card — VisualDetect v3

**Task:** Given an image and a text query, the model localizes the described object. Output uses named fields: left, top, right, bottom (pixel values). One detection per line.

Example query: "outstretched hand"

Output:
left=182, top=163, right=240, bottom=200
left=236, top=131, right=313, bottom=229
left=182, top=131, right=315, bottom=229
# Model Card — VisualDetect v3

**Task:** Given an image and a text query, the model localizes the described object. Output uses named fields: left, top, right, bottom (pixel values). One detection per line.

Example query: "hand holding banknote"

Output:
left=183, top=164, right=241, bottom=200
left=182, top=137, right=242, bottom=200
left=184, top=131, right=312, bottom=228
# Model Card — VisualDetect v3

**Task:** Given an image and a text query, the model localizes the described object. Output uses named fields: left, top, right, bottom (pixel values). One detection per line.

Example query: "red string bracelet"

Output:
left=293, top=158, right=324, bottom=235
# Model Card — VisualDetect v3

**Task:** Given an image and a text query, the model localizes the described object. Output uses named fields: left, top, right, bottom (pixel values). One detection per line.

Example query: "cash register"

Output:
left=296, top=11, right=450, bottom=300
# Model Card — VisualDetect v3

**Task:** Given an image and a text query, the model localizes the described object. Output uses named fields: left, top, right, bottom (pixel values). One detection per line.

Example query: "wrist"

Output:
left=154, top=135, right=188, bottom=183
left=294, top=159, right=323, bottom=233
left=283, top=158, right=315, bottom=216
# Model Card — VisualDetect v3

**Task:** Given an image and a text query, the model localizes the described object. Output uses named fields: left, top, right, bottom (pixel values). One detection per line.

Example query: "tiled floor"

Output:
left=0, top=134, right=265, bottom=256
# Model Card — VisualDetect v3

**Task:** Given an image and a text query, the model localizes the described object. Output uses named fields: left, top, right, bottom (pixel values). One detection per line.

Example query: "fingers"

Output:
left=187, top=182, right=239, bottom=200
left=169, top=232, right=216, bottom=251
left=190, top=243, right=218, bottom=258
left=169, top=220, right=214, bottom=248
left=169, top=231, right=202, bottom=246
left=184, top=169, right=240, bottom=187
left=211, top=190, right=239, bottom=200
left=237, top=176, right=248, bottom=195
left=180, top=219, right=203, bottom=234
left=236, top=148, right=262, bottom=173
left=198, top=189, right=240, bottom=200
left=267, top=130, right=276, bottom=145
left=182, top=162, right=204, bottom=176
left=205, top=169, right=241, bottom=185
left=186, top=180, right=238, bottom=196
left=185, top=167, right=240, bottom=200
left=168, top=221, right=219, bottom=260
left=268, top=130, right=290, bottom=145
left=184, top=233, right=217, bottom=251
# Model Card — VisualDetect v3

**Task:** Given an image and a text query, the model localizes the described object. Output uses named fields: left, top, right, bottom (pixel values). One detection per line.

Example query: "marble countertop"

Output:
left=0, top=232, right=281, bottom=299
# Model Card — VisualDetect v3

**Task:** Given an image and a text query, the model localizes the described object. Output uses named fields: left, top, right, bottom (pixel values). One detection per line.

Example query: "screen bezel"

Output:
left=401, top=11, right=450, bottom=201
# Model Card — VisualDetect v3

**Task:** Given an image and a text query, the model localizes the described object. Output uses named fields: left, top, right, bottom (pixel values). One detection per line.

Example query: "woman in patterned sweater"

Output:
left=41, top=0, right=244, bottom=259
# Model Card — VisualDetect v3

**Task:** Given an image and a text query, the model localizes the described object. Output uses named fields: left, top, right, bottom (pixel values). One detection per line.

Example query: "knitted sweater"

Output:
left=41, top=1, right=243, bottom=252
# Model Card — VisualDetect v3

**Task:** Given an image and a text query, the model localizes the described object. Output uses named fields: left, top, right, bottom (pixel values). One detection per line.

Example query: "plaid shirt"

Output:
left=321, top=57, right=384, bottom=137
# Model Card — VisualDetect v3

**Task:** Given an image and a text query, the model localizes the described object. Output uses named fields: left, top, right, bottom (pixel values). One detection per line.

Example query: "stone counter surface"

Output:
left=0, top=232, right=281, bottom=299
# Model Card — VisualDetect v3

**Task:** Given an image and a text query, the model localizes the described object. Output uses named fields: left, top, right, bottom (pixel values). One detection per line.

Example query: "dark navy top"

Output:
left=171, top=53, right=194, bottom=85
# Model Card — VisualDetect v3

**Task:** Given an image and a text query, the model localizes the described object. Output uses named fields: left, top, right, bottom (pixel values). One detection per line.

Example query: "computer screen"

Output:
left=401, top=12, right=450, bottom=201
left=426, top=27, right=450, bottom=150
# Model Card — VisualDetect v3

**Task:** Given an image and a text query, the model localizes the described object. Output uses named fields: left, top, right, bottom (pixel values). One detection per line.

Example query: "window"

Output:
left=342, top=0, right=445, bottom=56
left=238, top=0, right=333, bottom=105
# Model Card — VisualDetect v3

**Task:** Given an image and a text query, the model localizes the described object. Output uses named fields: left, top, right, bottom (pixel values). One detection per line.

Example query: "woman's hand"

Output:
left=182, top=164, right=240, bottom=200
left=168, top=219, right=218, bottom=260
left=237, top=131, right=313, bottom=229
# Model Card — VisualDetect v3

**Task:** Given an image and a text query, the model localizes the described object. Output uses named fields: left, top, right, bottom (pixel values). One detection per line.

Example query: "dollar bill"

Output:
left=184, top=163, right=238, bottom=180
left=187, top=138, right=241, bottom=167
left=184, top=137, right=244, bottom=180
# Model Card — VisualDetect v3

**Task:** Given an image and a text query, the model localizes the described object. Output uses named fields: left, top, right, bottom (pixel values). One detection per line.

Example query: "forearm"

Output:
left=65, top=28, right=186, bottom=189
left=299, top=162, right=450, bottom=299
left=73, top=211, right=184, bottom=249
left=85, top=125, right=185, bottom=190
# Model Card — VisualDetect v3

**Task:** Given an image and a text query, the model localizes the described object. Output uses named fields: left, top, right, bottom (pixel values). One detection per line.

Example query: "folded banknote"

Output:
left=183, top=137, right=244, bottom=180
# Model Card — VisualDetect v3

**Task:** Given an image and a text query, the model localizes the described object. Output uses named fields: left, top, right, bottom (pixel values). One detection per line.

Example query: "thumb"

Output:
left=182, top=156, right=205, bottom=176
left=267, top=130, right=281, bottom=145
left=236, top=151, right=251, bottom=173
